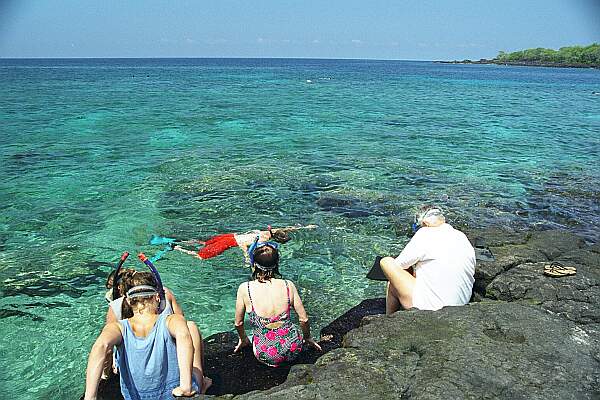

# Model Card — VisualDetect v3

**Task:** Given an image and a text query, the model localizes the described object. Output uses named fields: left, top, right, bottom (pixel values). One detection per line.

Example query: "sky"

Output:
left=0, top=0, right=599, bottom=60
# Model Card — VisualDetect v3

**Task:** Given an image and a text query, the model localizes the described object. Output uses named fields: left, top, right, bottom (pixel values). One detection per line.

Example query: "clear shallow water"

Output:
left=0, top=58, right=599, bottom=398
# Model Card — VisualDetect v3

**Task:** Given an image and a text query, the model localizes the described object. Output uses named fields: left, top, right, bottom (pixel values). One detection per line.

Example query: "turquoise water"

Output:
left=0, top=58, right=599, bottom=398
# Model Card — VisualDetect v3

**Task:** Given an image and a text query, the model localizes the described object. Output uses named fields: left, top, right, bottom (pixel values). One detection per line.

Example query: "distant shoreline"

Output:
left=435, top=59, right=600, bottom=69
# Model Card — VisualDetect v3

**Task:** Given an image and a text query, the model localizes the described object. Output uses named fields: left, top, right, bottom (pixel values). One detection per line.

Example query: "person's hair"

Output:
left=121, top=271, right=158, bottom=318
left=415, top=204, right=445, bottom=226
left=252, top=245, right=282, bottom=282
left=105, top=270, right=116, bottom=289
left=270, top=229, right=291, bottom=243
left=116, top=269, right=137, bottom=299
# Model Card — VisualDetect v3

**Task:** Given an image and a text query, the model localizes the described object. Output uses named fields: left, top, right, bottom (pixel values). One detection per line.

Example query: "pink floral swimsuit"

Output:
left=247, top=280, right=304, bottom=367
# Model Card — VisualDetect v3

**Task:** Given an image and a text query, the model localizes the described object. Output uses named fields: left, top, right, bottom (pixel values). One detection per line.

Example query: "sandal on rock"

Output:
left=544, top=263, right=576, bottom=277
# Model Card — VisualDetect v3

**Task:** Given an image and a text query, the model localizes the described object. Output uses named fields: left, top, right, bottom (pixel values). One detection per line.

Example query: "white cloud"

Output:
left=351, top=39, right=362, bottom=44
left=312, top=39, right=320, bottom=44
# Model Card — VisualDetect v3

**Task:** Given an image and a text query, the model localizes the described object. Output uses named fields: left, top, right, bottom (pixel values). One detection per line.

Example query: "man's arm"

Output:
left=384, top=234, right=424, bottom=270
left=84, top=323, right=122, bottom=400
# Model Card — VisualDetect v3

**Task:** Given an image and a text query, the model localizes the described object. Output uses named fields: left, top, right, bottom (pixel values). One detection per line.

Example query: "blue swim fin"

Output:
left=149, top=245, right=173, bottom=263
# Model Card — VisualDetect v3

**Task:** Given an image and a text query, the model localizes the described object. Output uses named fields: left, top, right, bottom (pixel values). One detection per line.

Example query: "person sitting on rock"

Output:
left=172, top=224, right=317, bottom=263
left=233, top=240, right=322, bottom=366
left=84, top=272, right=210, bottom=400
left=103, top=269, right=211, bottom=392
left=381, top=205, right=475, bottom=314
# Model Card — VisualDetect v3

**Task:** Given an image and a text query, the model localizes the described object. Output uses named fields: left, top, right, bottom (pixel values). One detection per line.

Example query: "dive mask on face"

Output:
left=247, top=235, right=279, bottom=268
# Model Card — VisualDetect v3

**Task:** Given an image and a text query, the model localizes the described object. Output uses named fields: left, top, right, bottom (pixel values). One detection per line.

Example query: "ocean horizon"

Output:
left=0, top=57, right=599, bottom=399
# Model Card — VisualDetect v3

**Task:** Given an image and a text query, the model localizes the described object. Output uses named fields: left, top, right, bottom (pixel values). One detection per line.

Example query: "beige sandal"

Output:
left=544, top=263, right=576, bottom=277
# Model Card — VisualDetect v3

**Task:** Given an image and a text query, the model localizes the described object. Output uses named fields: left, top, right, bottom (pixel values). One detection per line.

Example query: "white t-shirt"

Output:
left=394, top=223, right=475, bottom=310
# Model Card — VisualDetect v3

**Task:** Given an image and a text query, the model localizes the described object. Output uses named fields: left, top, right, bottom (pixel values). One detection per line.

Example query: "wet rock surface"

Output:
left=93, top=228, right=599, bottom=399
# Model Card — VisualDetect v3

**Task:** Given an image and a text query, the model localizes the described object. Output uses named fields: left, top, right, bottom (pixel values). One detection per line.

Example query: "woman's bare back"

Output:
left=245, top=279, right=291, bottom=318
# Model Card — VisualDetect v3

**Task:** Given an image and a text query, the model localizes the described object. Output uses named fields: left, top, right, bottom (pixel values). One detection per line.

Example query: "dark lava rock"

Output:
left=486, top=259, right=599, bottom=325
left=467, top=229, right=589, bottom=296
left=91, top=300, right=386, bottom=398
left=238, top=302, right=600, bottom=400
left=527, top=230, right=586, bottom=260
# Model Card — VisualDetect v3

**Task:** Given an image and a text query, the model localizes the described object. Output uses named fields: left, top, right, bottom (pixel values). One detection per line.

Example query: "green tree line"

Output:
left=495, top=43, right=600, bottom=66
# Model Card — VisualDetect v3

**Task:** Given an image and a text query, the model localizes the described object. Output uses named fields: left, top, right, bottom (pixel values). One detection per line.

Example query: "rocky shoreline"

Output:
left=435, top=59, right=600, bottom=69
left=89, top=228, right=599, bottom=399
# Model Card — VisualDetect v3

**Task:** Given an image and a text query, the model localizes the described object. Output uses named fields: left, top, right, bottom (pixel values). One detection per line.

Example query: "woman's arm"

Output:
left=84, top=323, right=122, bottom=400
left=165, top=287, right=184, bottom=316
left=105, top=307, right=117, bottom=324
left=234, top=284, right=250, bottom=352
left=166, top=314, right=196, bottom=397
left=289, top=282, right=322, bottom=351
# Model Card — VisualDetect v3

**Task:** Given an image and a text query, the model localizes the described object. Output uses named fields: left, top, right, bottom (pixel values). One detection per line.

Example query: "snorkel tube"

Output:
left=247, top=235, right=261, bottom=267
left=112, top=252, right=130, bottom=301
left=137, top=253, right=165, bottom=301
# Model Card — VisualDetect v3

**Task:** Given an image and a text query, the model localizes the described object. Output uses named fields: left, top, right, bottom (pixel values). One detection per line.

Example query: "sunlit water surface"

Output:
left=0, top=58, right=599, bottom=399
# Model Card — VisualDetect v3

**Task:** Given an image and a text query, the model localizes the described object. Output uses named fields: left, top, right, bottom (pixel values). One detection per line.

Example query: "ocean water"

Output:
left=0, top=58, right=599, bottom=399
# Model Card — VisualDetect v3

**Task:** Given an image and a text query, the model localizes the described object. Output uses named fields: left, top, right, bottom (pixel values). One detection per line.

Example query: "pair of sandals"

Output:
left=543, top=263, right=577, bottom=277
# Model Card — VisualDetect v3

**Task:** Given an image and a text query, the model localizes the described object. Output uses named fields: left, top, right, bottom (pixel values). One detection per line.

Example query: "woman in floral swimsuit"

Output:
left=233, top=241, right=321, bottom=366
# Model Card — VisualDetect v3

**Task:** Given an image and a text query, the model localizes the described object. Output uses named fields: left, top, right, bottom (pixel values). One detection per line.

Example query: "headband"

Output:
left=126, top=285, right=158, bottom=299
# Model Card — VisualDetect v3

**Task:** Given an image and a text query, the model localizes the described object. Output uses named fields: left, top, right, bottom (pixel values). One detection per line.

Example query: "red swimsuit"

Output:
left=197, top=233, right=238, bottom=259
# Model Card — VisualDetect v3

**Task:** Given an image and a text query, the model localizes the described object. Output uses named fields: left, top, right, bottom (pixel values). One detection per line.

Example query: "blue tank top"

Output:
left=117, top=313, right=190, bottom=400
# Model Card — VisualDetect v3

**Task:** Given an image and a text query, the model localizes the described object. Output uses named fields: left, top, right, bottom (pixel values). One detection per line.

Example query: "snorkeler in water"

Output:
left=172, top=224, right=318, bottom=263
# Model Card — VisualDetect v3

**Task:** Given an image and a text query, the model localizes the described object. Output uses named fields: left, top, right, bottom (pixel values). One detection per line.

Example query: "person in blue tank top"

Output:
left=84, top=272, right=209, bottom=400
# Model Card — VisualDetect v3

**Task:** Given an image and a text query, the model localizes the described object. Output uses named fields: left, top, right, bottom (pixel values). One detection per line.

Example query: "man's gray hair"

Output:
left=415, top=205, right=445, bottom=226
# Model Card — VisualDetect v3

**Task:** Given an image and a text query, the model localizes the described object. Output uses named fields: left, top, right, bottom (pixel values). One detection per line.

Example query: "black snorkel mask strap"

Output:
left=137, top=253, right=165, bottom=302
left=112, top=252, right=130, bottom=301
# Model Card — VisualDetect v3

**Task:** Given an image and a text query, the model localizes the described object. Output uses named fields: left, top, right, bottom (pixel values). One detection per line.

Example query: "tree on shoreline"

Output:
left=495, top=44, right=600, bottom=66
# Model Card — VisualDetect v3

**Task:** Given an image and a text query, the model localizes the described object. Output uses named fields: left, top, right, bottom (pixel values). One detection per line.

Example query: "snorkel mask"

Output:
left=247, top=235, right=279, bottom=269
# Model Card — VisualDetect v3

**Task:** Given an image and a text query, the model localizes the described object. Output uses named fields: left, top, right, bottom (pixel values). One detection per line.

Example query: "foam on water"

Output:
left=0, top=58, right=599, bottom=399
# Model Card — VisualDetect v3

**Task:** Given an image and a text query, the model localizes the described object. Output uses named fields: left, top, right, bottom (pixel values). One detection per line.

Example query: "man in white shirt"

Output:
left=380, top=206, right=475, bottom=315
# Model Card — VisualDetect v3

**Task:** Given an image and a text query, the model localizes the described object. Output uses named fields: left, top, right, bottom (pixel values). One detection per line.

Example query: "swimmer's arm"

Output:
left=84, top=322, right=122, bottom=400
left=165, top=287, right=184, bottom=316
left=276, top=224, right=318, bottom=233
left=234, top=284, right=250, bottom=352
left=167, top=314, right=194, bottom=395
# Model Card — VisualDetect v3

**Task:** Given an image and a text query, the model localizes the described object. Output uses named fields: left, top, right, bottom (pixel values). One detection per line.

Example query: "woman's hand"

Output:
left=172, top=386, right=196, bottom=398
left=304, top=338, right=322, bottom=351
left=234, top=336, right=251, bottom=353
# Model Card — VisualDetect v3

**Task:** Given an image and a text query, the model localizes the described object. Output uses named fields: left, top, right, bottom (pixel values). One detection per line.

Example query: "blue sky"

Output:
left=1, top=0, right=599, bottom=59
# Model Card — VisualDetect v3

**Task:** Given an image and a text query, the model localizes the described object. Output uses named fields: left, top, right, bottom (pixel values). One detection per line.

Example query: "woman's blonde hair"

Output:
left=122, top=271, right=158, bottom=317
